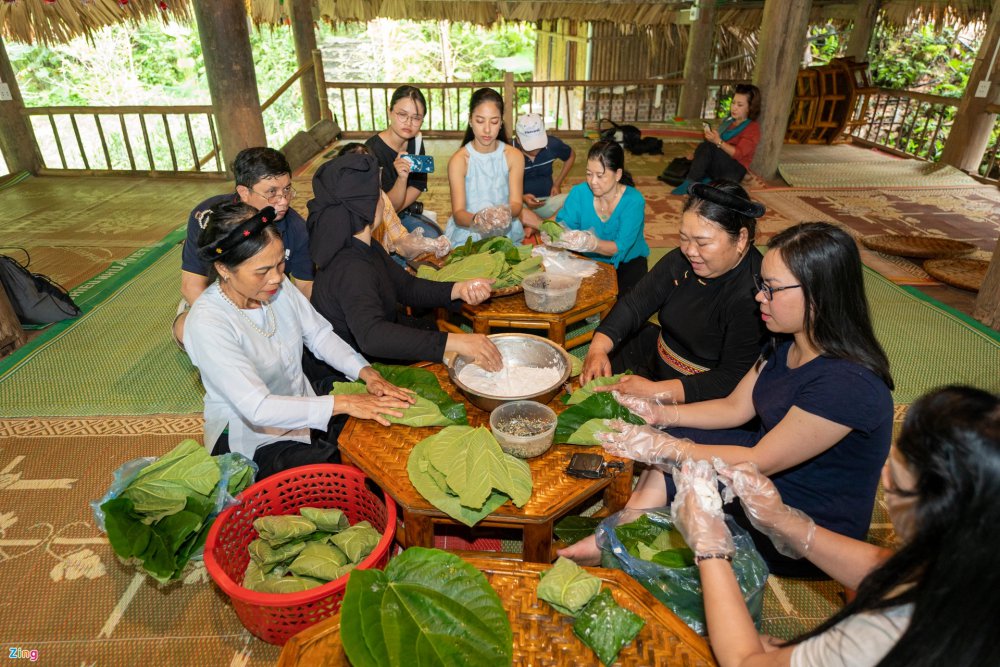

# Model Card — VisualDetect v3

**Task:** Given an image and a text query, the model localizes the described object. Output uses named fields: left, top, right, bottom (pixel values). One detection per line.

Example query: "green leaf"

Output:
left=649, top=548, right=696, bottom=569
left=134, top=439, right=221, bottom=497
left=573, top=588, right=645, bottom=666
left=426, top=427, right=531, bottom=509
left=253, top=515, right=317, bottom=545
left=540, top=220, right=566, bottom=241
left=563, top=372, right=633, bottom=405
left=329, top=522, right=381, bottom=563
left=554, top=393, right=645, bottom=445
left=102, top=496, right=149, bottom=561
left=337, top=366, right=467, bottom=427
left=248, top=538, right=307, bottom=569
left=340, top=548, right=512, bottom=667
left=121, top=479, right=189, bottom=517
left=254, top=575, right=326, bottom=594
left=537, top=557, right=602, bottom=616
left=299, top=507, right=349, bottom=533
left=407, top=438, right=508, bottom=527
left=417, top=252, right=505, bottom=283
left=288, top=542, right=351, bottom=580
left=554, top=515, right=602, bottom=545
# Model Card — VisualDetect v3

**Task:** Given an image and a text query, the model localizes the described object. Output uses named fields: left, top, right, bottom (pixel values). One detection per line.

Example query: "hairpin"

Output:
left=197, top=206, right=277, bottom=263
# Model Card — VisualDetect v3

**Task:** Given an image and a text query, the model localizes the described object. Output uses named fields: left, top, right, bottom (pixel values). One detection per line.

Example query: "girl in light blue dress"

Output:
left=445, top=88, right=526, bottom=246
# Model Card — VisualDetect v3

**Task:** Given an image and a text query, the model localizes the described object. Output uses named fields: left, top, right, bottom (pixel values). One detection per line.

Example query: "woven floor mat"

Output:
left=777, top=160, right=977, bottom=188
left=0, top=246, right=203, bottom=417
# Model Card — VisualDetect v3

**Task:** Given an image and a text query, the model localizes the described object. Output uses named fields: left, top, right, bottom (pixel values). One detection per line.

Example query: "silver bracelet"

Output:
left=696, top=552, right=733, bottom=564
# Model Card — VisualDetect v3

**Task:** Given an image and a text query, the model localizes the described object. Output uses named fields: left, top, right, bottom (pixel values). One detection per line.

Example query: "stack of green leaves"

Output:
left=612, top=514, right=696, bottom=569
left=536, top=557, right=646, bottom=666
left=562, top=372, right=632, bottom=406
left=242, top=506, right=383, bottom=593
left=554, top=392, right=645, bottom=445
left=406, top=426, right=533, bottom=527
left=554, top=515, right=602, bottom=545
left=100, top=440, right=255, bottom=584
left=330, top=363, right=467, bottom=428
left=540, top=220, right=566, bottom=241
left=417, top=236, right=542, bottom=290
left=340, top=547, right=512, bottom=667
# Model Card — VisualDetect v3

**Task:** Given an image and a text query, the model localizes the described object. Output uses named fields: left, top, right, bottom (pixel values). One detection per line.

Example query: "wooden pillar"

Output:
left=678, top=1, right=718, bottom=120
left=973, top=233, right=1000, bottom=330
left=940, top=0, right=1000, bottom=172
left=503, top=71, right=515, bottom=129
left=312, top=49, right=331, bottom=121
left=751, top=0, right=813, bottom=181
left=0, top=35, right=41, bottom=174
left=844, top=0, right=879, bottom=62
left=191, top=0, right=267, bottom=173
left=289, top=0, right=322, bottom=128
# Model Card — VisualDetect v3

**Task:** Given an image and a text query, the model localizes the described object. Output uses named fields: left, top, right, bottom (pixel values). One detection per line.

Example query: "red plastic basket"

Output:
left=204, top=464, right=396, bottom=645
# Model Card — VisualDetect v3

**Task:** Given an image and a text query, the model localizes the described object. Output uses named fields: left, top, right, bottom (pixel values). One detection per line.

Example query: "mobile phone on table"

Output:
left=403, top=154, right=435, bottom=173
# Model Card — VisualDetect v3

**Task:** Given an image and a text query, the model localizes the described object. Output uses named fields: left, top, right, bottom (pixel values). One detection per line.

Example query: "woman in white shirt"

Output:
left=183, top=203, right=412, bottom=479
left=666, top=385, right=999, bottom=667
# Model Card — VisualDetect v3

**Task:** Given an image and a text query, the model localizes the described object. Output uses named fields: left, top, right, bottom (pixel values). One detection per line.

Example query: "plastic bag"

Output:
left=531, top=246, right=599, bottom=279
left=471, top=205, right=513, bottom=238
left=597, top=507, right=768, bottom=635
left=395, top=228, right=451, bottom=260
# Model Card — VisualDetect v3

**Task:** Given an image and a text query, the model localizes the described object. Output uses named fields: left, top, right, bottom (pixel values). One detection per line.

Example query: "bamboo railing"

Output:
left=23, top=105, right=223, bottom=175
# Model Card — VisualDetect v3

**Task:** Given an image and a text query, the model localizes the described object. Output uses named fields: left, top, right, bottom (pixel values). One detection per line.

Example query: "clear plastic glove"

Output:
left=671, top=459, right=735, bottom=558
left=553, top=229, right=599, bottom=253
left=396, top=228, right=448, bottom=260
left=471, top=205, right=513, bottom=237
left=431, top=235, right=451, bottom=258
left=610, top=390, right=679, bottom=427
left=452, top=278, right=494, bottom=305
left=719, top=461, right=816, bottom=559
left=594, top=419, right=694, bottom=466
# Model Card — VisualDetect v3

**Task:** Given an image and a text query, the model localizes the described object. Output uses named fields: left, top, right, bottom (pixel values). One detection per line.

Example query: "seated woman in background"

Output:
left=580, top=181, right=765, bottom=402
left=563, top=222, right=894, bottom=577
left=671, top=385, right=1000, bottom=667
left=183, top=202, right=413, bottom=480
left=306, top=152, right=502, bottom=388
left=444, top=87, right=525, bottom=246
left=672, top=83, right=762, bottom=195
left=365, top=85, right=440, bottom=237
left=523, top=140, right=649, bottom=294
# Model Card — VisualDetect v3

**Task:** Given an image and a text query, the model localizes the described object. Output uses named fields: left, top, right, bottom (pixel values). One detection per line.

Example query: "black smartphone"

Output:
left=403, top=154, right=435, bottom=173
left=702, top=121, right=712, bottom=132
left=566, top=453, right=608, bottom=479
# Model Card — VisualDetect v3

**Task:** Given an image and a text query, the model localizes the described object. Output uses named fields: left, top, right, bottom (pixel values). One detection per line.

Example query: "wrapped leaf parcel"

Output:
left=96, top=440, right=255, bottom=584
left=340, top=547, right=512, bottom=667
left=540, top=220, right=566, bottom=241
left=240, top=507, right=382, bottom=593
left=537, top=556, right=602, bottom=616
left=407, top=426, right=533, bottom=526
left=330, top=363, right=467, bottom=428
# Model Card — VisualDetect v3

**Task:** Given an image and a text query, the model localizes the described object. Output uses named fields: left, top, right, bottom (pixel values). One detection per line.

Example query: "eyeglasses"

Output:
left=393, top=110, right=424, bottom=125
left=251, top=185, right=296, bottom=204
left=753, top=274, right=801, bottom=301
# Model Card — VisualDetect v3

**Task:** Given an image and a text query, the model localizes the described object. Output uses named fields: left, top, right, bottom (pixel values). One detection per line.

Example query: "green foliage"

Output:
left=572, top=589, right=646, bottom=666
left=537, top=557, right=602, bottom=616
left=554, top=393, right=645, bottom=445
left=870, top=23, right=974, bottom=97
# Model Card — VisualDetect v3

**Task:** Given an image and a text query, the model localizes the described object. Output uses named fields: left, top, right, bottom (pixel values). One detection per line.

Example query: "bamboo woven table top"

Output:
left=277, top=555, right=717, bottom=667
left=338, top=363, right=633, bottom=535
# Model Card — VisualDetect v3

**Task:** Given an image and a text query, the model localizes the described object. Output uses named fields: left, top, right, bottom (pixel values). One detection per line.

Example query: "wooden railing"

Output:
left=24, top=105, right=224, bottom=175
left=847, top=88, right=958, bottom=163
left=321, top=74, right=739, bottom=137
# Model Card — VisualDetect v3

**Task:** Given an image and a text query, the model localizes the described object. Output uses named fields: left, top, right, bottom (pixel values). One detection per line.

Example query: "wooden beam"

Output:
left=751, top=0, right=813, bottom=180
left=973, top=232, right=1000, bottom=330
left=191, top=0, right=267, bottom=175
left=0, top=35, right=41, bottom=174
left=678, top=2, right=717, bottom=120
left=843, top=0, right=879, bottom=62
left=940, top=0, right=1000, bottom=173
left=289, top=0, right=323, bottom=128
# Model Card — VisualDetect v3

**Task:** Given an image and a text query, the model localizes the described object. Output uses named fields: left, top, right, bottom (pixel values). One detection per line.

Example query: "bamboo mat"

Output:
left=778, top=160, right=977, bottom=189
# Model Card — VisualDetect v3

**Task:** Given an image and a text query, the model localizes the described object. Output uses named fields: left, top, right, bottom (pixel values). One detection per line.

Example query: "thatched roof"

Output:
left=0, top=0, right=994, bottom=46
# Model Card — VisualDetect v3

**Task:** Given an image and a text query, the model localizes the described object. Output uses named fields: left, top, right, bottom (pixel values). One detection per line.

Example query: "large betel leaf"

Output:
left=101, top=496, right=150, bottom=561
left=121, top=479, right=189, bottom=517
left=563, top=372, right=633, bottom=405
left=573, top=588, right=646, bottom=666
left=425, top=426, right=509, bottom=509
left=332, top=378, right=461, bottom=428
left=341, top=568, right=392, bottom=667
left=488, top=450, right=532, bottom=508
left=135, top=440, right=221, bottom=498
left=417, top=251, right=505, bottom=283
left=407, top=438, right=508, bottom=527
left=537, top=557, right=602, bottom=616
left=372, top=363, right=467, bottom=425
left=554, top=393, right=645, bottom=445
left=132, top=439, right=203, bottom=481
left=381, top=548, right=512, bottom=667
left=299, top=507, right=349, bottom=533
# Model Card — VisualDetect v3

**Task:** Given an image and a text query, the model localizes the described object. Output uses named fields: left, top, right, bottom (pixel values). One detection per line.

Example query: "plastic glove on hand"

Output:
left=471, top=205, right=513, bottom=237
left=395, top=228, right=437, bottom=260
left=554, top=229, right=599, bottom=253
left=671, top=459, right=734, bottom=558
left=594, top=420, right=694, bottom=465
left=610, top=390, right=680, bottom=427
left=720, top=461, right=816, bottom=559
left=432, top=235, right=451, bottom=258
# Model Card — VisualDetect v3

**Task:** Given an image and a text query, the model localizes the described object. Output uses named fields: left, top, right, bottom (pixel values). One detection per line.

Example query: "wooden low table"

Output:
left=338, top=363, right=633, bottom=563
left=436, top=260, right=618, bottom=349
left=277, top=555, right=717, bottom=667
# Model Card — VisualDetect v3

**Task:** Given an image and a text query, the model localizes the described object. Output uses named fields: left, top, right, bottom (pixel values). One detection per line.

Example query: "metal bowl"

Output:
left=446, top=333, right=572, bottom=412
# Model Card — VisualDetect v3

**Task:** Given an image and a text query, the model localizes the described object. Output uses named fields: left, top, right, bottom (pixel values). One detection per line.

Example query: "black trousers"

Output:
left=211, top=415, right=347, bottom=481
left=688, top=140, right=747, bottom=184
left=616, top=255, right=649, bottom=296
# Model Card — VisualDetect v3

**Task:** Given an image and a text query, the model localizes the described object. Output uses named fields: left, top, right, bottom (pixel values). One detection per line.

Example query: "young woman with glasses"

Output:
left=561, top=223, right=894, bottom=578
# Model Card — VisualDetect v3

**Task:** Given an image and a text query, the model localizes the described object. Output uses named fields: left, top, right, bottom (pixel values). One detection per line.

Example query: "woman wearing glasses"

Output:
left=365, top=86, right=440, bottom=238
left=562, top=223, right=894, bottom=578
left=670, top=83, right=762, bottom=195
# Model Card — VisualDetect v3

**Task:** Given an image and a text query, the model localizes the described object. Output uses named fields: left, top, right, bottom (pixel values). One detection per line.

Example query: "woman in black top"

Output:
left=582, top=181, right=765, bottom=404
left=306, top=153, right=501, bottom=391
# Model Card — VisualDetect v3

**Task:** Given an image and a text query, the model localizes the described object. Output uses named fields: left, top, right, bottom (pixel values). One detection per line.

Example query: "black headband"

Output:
left=689, top=183, right=766, bottom=218
left=197, top=206, right=277, bottom=263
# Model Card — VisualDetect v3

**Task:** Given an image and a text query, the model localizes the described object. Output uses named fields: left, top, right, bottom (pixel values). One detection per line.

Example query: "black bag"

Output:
left=629, top=136, right=664, bottom=155
left=657, top=157, right=693, bottom=186
left=598, top=119, right=642, bottom=149
left=0, top=249, right=81, bottom=325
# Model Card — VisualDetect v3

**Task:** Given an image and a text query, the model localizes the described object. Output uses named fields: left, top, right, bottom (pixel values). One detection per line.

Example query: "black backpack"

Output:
left=598, top=119, right=642, bottom=149
left=0, top=249, right=81, bottom=325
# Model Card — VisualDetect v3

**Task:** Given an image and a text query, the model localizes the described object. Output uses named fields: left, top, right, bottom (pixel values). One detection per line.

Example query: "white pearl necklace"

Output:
left=218, top=282, right=277, bottom=338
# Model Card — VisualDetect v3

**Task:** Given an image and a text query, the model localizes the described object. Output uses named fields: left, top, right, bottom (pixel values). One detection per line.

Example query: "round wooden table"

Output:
left=337, top=363, right=633, bottom=563
left=436, top=260, right=618, bottom=349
